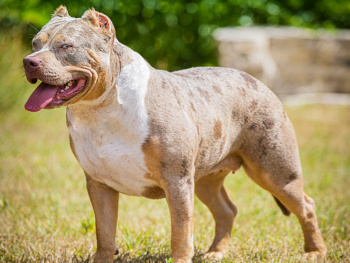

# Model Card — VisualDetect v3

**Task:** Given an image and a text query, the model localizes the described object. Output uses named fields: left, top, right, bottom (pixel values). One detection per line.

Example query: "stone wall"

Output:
left=213, top=27, right=350, bottom=96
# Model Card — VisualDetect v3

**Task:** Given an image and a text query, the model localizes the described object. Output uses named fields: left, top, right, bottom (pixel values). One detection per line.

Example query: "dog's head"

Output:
left=23, top=6, right=119, bottom=112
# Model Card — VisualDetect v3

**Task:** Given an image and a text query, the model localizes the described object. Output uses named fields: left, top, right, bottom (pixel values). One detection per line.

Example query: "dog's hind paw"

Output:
left=302, top=251, right=327, bottom=262
left=203, top=251, right=224, bottom=262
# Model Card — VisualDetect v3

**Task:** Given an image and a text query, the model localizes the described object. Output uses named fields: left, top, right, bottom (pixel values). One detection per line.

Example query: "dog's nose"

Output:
left=23, top=56, right=42, bottom=72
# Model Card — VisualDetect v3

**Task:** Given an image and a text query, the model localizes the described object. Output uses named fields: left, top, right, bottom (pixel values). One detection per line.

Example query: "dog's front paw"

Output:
left=203, top=251, right=225, bottom=262
left=302, top=251, right=327, bottom=262
left=173, top=258, right=192, bottom=263
left=93, top=255, right=113, bottom=263
left=93, top=250, right=114, bottom=263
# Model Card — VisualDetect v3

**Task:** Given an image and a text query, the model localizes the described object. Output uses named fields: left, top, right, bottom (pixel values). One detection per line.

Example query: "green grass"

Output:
left=0, top=33, right=350, bottom=262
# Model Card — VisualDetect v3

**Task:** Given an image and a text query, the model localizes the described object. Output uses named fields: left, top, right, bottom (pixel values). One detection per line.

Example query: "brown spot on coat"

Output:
left=213, top=120, right=222, bottom=140
left=141, top=185, right=165, bottom=199
left=196, top=86, right=211, bottom=103
left=250, top=100, right=258, bottom=110
left=219, top=135, right=226, bottom=153
left=142, top=136, right=162, bottom=181
left=258, top=137, right=267, bottom=157
left=52, top=34, right=64, bottom=43
left=190, top=101, right=196, bottom=112
left=240, top=72, right=258, bottom=90
left=263, top=118, right=275, bottom=129
left=240, top=87, right=247, bottom=97
left=248, top=123, right=257, bottom=131
left=36, top=33, right=49, bottom=44
left=180, top=158, right=191, bottom=178
left=288, top=173, right=297, bottom=180
left=213, top=85, right=223, bottom=94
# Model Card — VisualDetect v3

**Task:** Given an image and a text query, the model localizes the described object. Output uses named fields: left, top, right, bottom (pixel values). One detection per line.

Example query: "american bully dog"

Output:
left=23, top=6, right=327, bottom=263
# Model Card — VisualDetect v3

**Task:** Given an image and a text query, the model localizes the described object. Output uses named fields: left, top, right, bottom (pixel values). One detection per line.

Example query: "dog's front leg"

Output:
left=162, top=176, right=195, bottom=263
left=85, top=173, right=119, bottom=263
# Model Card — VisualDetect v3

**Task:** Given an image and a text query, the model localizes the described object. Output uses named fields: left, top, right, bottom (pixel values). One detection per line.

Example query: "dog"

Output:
left=23, top=6, right=327, bottom=263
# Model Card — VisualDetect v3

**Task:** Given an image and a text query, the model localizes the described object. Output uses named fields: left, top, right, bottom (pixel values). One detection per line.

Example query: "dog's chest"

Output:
left=69, top=123, right=152, bottom=196
left=66, top=52, right=156, bottom=196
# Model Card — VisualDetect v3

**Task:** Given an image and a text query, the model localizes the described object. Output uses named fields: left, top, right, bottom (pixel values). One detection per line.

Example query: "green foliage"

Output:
left=0, top=0, right=350, bottom=71
left=1, top=0, right=350, bottom=71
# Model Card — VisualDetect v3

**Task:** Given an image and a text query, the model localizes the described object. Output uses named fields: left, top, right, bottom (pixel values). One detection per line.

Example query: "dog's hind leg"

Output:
left=236, top=103, right=327, bottom=259
left=195, top=169, right=237, bottom=261
left=240, top=132, right=327, bottom=260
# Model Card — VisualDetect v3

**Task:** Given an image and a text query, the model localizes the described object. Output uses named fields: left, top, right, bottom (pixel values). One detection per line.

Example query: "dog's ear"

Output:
left=82, top=9, right=115, bottom=37
left=53, top=6, right=70, bottom=18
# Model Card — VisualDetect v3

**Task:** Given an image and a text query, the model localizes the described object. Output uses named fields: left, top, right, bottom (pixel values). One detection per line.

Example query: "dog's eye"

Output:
left=32, top=42, right=38, bottom=49
left=60, top=44, right=72, bottom=49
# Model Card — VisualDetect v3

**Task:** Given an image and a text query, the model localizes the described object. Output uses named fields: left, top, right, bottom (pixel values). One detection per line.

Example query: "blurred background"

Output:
left=2, top=0, right=350, bottom=72
left=0, top=0, right=349, bottom=262
left=2, top=0, right=350, bottom=107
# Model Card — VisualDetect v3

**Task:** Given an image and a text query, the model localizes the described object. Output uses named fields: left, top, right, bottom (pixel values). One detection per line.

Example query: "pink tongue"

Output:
left=25, top=82, right=59, bottom=112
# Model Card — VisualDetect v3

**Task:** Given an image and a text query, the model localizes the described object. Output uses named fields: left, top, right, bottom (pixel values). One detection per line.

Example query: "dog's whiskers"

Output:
left=29, top=24, right=39, bottom=33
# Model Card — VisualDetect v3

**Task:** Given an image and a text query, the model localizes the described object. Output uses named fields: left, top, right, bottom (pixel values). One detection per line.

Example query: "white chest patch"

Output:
left=67, top=52, right=156, bottom=196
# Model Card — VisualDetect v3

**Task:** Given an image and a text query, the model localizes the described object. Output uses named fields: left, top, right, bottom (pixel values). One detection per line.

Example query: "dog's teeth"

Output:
left=65, top=86, right=69, bottom=90
left=68, top=81, right=73, bottom=86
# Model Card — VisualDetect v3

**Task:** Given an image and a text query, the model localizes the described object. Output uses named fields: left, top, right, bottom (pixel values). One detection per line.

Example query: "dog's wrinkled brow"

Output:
left=36, top=17, right=76, bottom=45
left=34, top=32, right=49, bottom=43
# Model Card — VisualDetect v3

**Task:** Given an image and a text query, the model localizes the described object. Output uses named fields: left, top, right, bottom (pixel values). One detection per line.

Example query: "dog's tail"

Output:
left=272, top=195, right=291, bottom=216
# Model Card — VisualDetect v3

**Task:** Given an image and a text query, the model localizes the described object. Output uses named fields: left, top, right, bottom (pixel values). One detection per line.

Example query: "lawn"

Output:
left=0, top=33, right=349, bottom=263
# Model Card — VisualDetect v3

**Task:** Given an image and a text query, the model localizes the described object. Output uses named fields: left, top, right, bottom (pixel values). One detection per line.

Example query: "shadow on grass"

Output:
left=114, top=249, right=206, bottom=263
left=1, top=247, right=208, bottom=263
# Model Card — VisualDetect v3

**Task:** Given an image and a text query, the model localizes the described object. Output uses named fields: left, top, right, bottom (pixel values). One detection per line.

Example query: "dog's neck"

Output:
left=67, top=43, right=151, bottom=142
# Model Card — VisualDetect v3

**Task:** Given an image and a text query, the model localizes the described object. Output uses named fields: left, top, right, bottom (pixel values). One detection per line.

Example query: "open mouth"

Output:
left=52, top=78, right=87, bottom=103
left=25, top=77, right=87, bottom=112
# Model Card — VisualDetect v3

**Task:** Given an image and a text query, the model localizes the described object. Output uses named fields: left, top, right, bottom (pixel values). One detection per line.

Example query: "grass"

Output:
left=0, top=32, right=350, bottom=262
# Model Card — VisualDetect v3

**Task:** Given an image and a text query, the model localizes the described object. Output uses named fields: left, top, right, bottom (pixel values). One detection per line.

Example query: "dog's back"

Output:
left=145, top=66, right=291, bottom=180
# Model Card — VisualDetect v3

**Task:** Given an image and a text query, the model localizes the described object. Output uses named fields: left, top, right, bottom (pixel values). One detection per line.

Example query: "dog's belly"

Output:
left=73, top=137, right=157, bottom=196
